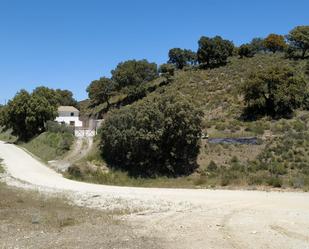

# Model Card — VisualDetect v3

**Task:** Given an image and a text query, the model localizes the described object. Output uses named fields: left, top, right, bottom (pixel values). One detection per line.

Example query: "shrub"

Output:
left=207, top=160, right=218, bottom=172
left=159, top=63, right=175, bottom=83
left=245, top=122, right=265, bottom=135
left=57, top=137, right=71, bottom=152
left=248, top=174, right=265, bottom=185
left=46, top=121, right=73, bottom=134
left=269, top=162, right=287, bottom=175
left=100, top=93, right=203, bottom=177
left=68, top=164, right=83, bottom=178
left=292, top=120, right=307, bottom=132
left=215, top=122, right=226, bottom=131
left=238, top=44, right=255, bottom=58
left=220, top=170, right=240, bottom=186
left=267, top=176, right=283, bottom=188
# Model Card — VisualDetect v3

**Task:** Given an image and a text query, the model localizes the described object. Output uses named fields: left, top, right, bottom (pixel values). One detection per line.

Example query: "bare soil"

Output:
left=0, top=184, right=162, bottom=249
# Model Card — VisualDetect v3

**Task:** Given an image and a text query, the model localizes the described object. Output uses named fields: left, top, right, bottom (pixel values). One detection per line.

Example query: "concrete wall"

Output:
left=55, top=116, right=83, bottom=127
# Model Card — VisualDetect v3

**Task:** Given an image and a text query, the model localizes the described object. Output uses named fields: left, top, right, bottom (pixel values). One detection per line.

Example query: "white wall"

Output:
left=55, top=116, right=83, bottom=127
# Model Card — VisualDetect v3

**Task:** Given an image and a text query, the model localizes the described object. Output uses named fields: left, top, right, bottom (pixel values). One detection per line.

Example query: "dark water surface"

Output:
left=208, top=137, right=259, bottom=145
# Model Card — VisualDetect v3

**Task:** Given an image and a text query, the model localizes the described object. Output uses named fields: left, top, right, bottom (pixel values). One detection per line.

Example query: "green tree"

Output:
left=250, top=37, right=266, bottom=53
left=6, top=90, right=31, bottom=140
left=238, top=44, right=255, bottom=58
left=55, top=89, right=78, bottom=107
left=33, top=87, right=77, bottom=107
left=185, top=49, right=198, bottom=66
left=32, top=87, right=59, bottom=106
left=0, top=105, right=8, bottom=128
left=264, top=34, right=286, bottom=53
left=168, top=48, right=197, bottom=69
left=242, top=66, right=307, bottom=118
left=100, top=93, right=203, bottom=177
left=287, top=26, right=309, bottom=59
left=111, top=59, right=158, bottom=89
left=25, top=95, right=56, bottom=138
left=86, top=77, right=117, bottom=107
left=159, top=63, right=175, bottom=83
left=197, top=36, right=234, bottom=67
left=5, top=90, right=56, bottom=140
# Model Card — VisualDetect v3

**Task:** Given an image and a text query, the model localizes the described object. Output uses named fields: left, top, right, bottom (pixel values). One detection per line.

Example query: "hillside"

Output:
left=73, top=54, right=309, bottom=189
left=21, top=131, right=74, bottom=162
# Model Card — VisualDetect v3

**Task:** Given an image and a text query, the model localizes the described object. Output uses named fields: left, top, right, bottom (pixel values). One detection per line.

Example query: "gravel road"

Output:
left=0, top=140, right=309, bottom=249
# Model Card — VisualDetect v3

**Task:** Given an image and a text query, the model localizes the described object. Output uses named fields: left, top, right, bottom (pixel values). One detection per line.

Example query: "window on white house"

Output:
left=70, top=112, right=74, bottom=116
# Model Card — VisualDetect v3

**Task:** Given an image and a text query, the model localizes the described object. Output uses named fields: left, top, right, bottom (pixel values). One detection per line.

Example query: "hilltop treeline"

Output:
left=86, top=25, right=308, bottom=177
left=86, top=25, right=309, bottom=113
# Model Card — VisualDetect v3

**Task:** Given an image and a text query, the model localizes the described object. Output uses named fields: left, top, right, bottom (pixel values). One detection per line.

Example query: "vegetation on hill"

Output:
left=76, top=50, right=309, bottom=189
left=2, top=25, right=309, bottom=189
left=69, top=52, right=309, bottom=189
left=21, top=122, right=74, bottom=162
left=263, top=34, right=286, bottom=53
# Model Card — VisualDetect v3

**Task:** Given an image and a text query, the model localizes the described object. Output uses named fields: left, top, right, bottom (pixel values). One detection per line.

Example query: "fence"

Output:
left=74, top=127, right=97, bottom=138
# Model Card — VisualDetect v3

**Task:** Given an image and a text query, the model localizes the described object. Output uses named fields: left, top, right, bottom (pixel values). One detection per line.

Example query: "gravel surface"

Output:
left=1, top=140, right=309, bottom=249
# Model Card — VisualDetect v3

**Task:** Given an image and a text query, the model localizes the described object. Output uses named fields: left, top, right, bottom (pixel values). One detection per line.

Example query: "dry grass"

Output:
left=0, top=183, right=161, bottom=249
left=198, top=140, right=265, bottom=170
left=21, top=132, right=74, bottom=162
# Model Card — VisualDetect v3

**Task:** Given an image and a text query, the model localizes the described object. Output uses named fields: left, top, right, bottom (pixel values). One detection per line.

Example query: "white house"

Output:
left=55, top=106, right=83, bottom=128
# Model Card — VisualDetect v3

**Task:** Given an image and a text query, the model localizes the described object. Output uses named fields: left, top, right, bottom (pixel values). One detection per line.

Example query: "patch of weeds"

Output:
left=245, top=120, right=269, bottom=135
left=271, top=120, right=291, bottom=134
left=215, top=122, right=226, bottom=131
left=291, top=120, right=307, bottom=132
left=220, top=169, right=241, bottom=186
left=269, top=162, right=287, bottom=175
left=193, top=176, right=208, bottom=186
left=266, top=176, right=283, bottom=188
left=207, top=160, right=218, bottom=172
left=248, top=173, right=266, bottom=185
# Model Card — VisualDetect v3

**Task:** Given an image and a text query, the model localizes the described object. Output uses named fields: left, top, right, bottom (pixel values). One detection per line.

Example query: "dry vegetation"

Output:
left=0, top=183, right=161, bottom=249
left=21, top=131, right=74, bottom=162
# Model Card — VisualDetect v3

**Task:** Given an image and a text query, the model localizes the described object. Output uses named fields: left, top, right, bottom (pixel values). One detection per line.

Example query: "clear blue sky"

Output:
left=1, top=0, right=308, bottom=103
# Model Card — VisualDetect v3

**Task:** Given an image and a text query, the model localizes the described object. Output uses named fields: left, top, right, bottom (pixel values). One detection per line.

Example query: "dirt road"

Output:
left=48, top=136, right=93, bottom=172
left=0, top=140, right=309, bottom=249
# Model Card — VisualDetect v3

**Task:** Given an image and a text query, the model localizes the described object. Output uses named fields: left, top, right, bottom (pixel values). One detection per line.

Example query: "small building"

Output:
left=55, top=106, right=83, bottom=128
